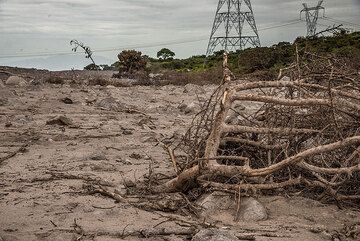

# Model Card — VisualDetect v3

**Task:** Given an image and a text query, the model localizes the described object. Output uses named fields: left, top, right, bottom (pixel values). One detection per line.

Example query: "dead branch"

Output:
left=198, top=176, right=302, bottom=192
left=0, top=144, right=28, bottom=166
left=84, top=184, right=127, bottom=203
left=166, top=145, right=179, bottom=175
left=223, top=125, right=320, bottom=135
left=221, top=137, right=286, bottom=150
left=28, top=172, right=115, bottom=187
left=297, top=162, right=360, bottom=175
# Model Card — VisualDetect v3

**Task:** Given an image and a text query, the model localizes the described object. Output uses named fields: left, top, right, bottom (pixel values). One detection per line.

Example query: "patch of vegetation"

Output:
left=151, top=32, right=360, bottom=78
left=88, top=77, right=109, bottom=86
left=117, top=50, right=147, bottom=73
left=108, top=32, right=360, bottom=86
left=84, top=63, right=101, bottom=71
left=45, top=76, right=65, bottom=85
left=157, top=48, right=175, bottom=61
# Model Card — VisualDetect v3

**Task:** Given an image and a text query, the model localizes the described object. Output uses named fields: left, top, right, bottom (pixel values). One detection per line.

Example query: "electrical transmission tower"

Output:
left=205, top=0, right=261, bottom=57
left=300, top=1, right=325, bottom=37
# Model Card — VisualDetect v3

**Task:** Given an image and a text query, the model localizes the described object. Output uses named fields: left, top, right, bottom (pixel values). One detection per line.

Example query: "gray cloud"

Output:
left=0, top=0, right=359, bottom=69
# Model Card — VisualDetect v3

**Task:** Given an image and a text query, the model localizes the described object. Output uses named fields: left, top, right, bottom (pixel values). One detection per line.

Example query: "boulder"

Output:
left=197, top=191, right=268, bottom=222
left=238, top=197, right=268, bottom=221
left=192, top=229, right=239, bottom=241
left=5, top=76, right=27, bottom=87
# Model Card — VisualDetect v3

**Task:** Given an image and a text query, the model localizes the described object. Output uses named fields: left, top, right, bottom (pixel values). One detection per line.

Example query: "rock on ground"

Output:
left=197, top=191, right=268, bottom=222
left=46, top=115, right=73, bottom=126
left=238, top=197, right=268, bottom=221
left=192, top=229, right=239, bottom=241
left=5, top=76, right=27, bottom=87
left=178, top=101, right=200, bottom=114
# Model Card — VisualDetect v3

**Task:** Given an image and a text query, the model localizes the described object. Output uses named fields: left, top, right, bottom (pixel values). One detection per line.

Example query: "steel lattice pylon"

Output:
left=206, top=0, right=260, bottom=57
left=300, top=1, right=325, bottom=37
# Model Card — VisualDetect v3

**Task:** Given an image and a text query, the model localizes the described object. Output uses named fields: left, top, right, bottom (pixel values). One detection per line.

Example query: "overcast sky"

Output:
left=0, top=0, right=359, bottom=70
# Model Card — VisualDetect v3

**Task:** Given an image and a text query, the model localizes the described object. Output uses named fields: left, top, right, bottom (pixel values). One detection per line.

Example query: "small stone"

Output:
left=5, top=122, right=12, bottom=128
left=46, top=116, right=73, bottom=126
left=184, top=102, right=198, bottom=114
left=280, top=76, right=291, bottom=81
left=85, top=97, right=97, bottom=105
left=122, top=129, right=133, bottom=135
left=130, top=153, right=142, bottom=160
left=116, top=158, right=133, bottom=165
left=89, top=152, right=107, bottom=161
left=192, top=229, right=239, bottom=241
left=61, top=97, right=73, bottom=104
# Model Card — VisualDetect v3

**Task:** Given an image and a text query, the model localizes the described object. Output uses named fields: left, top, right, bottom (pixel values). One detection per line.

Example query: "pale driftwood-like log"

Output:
left=303, top=179, right=360, bottom=201
left=247, top=136, right=360, bottom=177
left=203, top=89, right=232, bottom=163
left=297, top=161, right=360, bottom=175
left=166, top=145, right=179, bottom=175
left=198, top=176, right=302, bottom=191
left=154, top=136, right=360, bottom=193
left=153, top=165, right=200, bottom=193
left=299, top=82, right=360, bottom=101
left=233, top=80, right=360, bottom=101
left=223, top=125, right=320, bottom=135
left=221, top=137, right=286, bottom=150
left=231, top=94, right=360, bottom=112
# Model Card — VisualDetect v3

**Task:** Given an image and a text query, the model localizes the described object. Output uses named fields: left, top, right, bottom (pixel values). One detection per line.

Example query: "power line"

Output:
left=322, top=16, right=360, bottom=28
left=0, top=37, right=208, bottom=59
left=0, top=19, right=307, bottom=59
left=257, top=20, right=302, bottom=32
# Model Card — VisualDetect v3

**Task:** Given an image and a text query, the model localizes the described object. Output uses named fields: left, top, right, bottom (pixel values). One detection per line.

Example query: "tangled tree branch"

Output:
left=154, top=51, right=360, bottom=204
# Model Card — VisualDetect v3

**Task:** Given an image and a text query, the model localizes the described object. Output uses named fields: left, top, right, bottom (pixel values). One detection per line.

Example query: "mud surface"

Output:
left=0, top=68, right=359, bottom=241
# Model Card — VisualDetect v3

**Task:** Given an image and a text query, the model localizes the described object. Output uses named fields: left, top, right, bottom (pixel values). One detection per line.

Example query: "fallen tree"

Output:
left=155, top=51, right=360, bottom=204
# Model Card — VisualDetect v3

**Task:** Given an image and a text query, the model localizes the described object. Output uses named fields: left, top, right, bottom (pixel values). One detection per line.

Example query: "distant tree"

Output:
left=157, top=48, right=175, bottom=60
left=117, top=50, right=147, bottom=73
left=70, top=39, right=97, bottom=67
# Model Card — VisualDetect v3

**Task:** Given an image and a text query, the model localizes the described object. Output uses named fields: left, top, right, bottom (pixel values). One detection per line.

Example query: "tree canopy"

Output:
left=157, top=48, right=175, bottom=60
left=117, top=50, right=147, bottom=73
